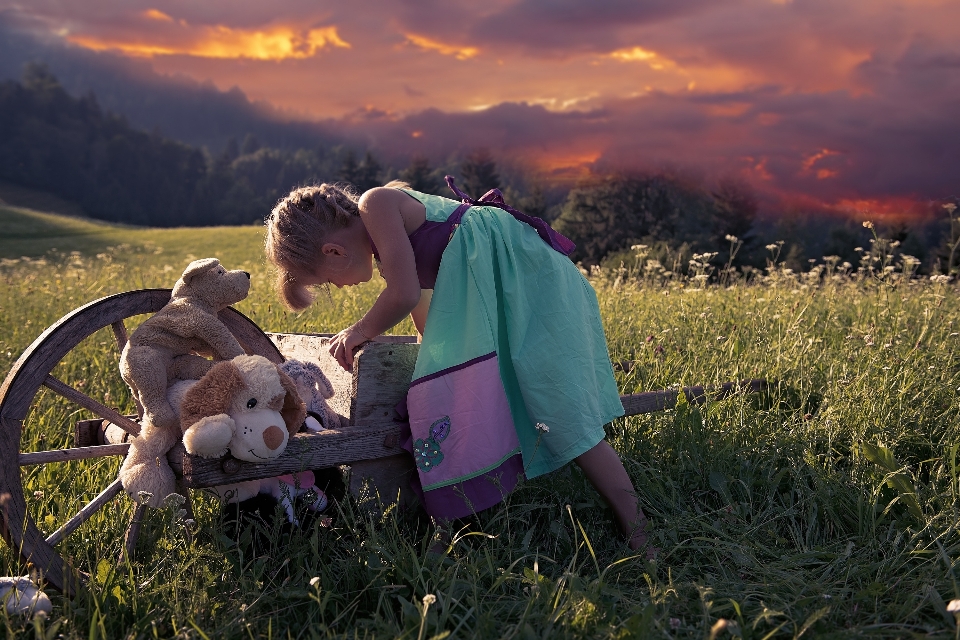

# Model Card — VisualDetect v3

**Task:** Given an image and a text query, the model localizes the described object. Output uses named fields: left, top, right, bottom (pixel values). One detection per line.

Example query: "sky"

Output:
left=2, top=0, right=959, bottom=215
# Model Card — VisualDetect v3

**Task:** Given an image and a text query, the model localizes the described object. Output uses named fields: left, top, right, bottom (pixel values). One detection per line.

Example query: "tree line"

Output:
left=1, top=66, right=955, bottom=272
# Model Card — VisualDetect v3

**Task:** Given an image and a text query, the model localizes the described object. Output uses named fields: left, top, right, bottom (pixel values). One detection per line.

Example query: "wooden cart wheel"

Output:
left=0, top=289, right=282, bottom=595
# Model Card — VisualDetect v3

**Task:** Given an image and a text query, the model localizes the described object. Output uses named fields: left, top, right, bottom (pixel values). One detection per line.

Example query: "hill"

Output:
left=0, top=191, right=263, bottom=266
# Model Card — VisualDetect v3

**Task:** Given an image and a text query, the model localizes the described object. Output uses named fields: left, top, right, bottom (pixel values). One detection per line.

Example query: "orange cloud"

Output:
left=142, top=9, right=173, bottom=23
left=801, top=148, right=843, bottom=178
left=607, top=46, right=676, bottom=71
left=67, top=22, right=350, bottom=60
left=403, top=33, right=479, bottom=60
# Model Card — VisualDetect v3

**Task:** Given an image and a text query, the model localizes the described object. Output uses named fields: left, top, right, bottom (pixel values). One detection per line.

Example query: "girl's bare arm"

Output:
left=328, top=188, right=423, bottom=369
left=357, top=187, right=423, bottom=335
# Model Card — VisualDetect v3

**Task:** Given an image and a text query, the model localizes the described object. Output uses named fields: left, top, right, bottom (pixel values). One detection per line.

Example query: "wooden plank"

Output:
left=620, top=379, right=767, bottom=416
left=19, top=444, right=130, bottom=466
left=178, top=424, right=405, bottom=488
left=351, top=342, right=419, bottom=426
left=43, top=375, right=141, bottom=437
left=349, top=455, right=417, bottom=510
left=45, top=478, right=124, bottom=546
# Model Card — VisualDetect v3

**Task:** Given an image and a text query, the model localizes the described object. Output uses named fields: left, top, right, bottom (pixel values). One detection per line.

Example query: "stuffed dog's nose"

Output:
left=263, top=425, right=285, bottom=450
left=243, top=271, right=250, bottom=278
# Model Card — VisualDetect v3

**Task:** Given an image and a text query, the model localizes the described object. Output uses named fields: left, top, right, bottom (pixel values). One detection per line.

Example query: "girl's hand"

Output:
left=328, top=322, right=371, bottom=370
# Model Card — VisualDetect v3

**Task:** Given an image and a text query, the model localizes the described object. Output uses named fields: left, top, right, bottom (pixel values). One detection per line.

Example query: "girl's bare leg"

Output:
left=574, top=440, right=654, bottom=556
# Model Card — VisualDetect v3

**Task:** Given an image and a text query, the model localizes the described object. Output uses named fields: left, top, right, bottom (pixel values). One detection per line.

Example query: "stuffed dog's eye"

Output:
left=246, top=398, right=257, bottom=408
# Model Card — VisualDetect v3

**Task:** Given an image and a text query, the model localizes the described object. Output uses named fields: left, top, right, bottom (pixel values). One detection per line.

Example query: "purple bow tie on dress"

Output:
left=445, top=175, right=576, bottom=256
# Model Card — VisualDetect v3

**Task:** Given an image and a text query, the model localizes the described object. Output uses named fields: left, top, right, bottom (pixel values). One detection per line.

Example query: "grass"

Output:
left=2, top=203, right=960, bottom=637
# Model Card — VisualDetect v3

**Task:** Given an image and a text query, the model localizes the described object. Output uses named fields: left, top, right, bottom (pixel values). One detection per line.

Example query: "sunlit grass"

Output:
left=2, top=207, right=960, bottom=637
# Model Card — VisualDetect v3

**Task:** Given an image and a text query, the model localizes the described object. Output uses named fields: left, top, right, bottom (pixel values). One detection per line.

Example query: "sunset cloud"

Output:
left=1, top=0, right=957, bottom=207
left=402, top=33, right=479, bottom=60
left=64, top=13, right=350, bottom=60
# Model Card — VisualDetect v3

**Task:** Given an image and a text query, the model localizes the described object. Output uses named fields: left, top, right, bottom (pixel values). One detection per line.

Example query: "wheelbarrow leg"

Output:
left=119, top=503, right=147, bottom=565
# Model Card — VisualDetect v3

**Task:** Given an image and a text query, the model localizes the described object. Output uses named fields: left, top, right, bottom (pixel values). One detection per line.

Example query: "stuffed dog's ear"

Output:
left=180, top=360, right=245, bottom=432
left=276, top=367, right=307, bottom=436
left=179, top=258, right=220, bottom=285
left=302, top=361, right=335, bottom=399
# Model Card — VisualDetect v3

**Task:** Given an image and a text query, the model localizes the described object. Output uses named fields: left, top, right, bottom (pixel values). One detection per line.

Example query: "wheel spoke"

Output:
left=111, top=320, right=128, bottom=352
left=19, top=443, right=130, bottom=466
left=45, top=478, right=124, bottom=546
left=43, top=375, right=141, bottom=437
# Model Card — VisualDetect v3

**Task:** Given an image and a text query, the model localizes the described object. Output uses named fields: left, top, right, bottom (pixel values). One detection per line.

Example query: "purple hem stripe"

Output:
left=409, top=351, right=497, bottom=388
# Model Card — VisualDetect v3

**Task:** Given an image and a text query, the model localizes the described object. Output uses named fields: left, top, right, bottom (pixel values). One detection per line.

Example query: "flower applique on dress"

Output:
left=414, top=415, right=450, bottom=472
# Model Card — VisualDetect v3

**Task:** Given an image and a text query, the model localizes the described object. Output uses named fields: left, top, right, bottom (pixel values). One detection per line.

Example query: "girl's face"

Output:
left=302, top=222, right=374, bottom=289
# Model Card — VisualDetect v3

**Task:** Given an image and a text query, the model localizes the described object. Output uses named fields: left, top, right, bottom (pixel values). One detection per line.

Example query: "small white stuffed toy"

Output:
left=260, top=471, right=329, bottom=526
left=279, top=359, right=345, bottom=431
left=0, top=576, right=52, bottom=617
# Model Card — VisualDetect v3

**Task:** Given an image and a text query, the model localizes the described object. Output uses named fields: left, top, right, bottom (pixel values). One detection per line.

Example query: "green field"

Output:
left=2, top=201, right=960, bottom=638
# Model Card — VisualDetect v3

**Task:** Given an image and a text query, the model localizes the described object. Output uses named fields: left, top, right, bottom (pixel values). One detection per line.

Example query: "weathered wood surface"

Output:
left=268, top=333, right=418, bottom=422
left=620, top=379, right=767, bottom=416
left=267, top=334, right=419, bottom=508
left=19, top=443, right=130, bottom=466
left=350, top=454, right=418, bottom=510
left=351, top=343, right=419, bottom=426
left=269, top=333, right=355, bottom=419
left=45, top=375, right=142, bottom=437
left=177, top=423, right=406, bottom=488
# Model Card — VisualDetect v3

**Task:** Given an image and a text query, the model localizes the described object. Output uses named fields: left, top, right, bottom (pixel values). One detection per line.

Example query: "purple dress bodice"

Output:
left=369, top=178, right=575, bottom=290
left=370, top=217, right=458, bottom=290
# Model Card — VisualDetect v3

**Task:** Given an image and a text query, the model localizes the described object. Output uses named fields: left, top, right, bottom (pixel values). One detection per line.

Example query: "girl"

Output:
left=264, top=178, right=651, bottom=552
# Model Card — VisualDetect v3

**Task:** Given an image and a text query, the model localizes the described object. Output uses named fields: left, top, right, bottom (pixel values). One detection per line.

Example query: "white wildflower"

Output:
left=535, top=422, right=550, bottom=433
left=947, top=599, right=960, bottom=613
left=422, top=594, right=437, bottom=606
left=725, top=234, right=738, bottom=243
left=862, top=220, right=874, bottom=229
left=310, top=577, right=320, bottom=587
left=931, top=275, right=951, bottom=284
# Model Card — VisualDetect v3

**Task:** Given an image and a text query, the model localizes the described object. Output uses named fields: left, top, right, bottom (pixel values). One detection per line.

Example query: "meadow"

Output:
left=2, top=201, right=960, bottom=638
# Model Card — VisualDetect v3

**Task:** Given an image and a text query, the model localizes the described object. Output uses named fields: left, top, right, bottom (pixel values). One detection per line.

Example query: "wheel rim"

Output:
left=0, top=289, right=281, bottom=593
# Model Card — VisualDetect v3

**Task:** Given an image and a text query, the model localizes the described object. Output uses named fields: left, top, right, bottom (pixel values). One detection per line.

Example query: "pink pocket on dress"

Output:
left=407, top=352, right=520, bottom=491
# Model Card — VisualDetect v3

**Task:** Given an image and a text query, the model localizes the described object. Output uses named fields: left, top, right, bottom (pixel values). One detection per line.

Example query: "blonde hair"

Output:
left=264, top=183, right=360, bottom=310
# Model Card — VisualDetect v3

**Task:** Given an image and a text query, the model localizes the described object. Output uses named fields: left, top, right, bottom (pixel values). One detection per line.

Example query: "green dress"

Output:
left=394, top=186, right=624, bottom=518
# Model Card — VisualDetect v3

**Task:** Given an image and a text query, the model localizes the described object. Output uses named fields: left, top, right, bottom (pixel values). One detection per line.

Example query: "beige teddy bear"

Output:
left=118, top=258, right=251, bottom=507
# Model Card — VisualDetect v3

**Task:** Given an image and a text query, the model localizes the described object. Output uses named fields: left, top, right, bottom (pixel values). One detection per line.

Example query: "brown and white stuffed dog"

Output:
left=119, top=258, right=251, bottom=507
left=174, top=354, right=306, bottom=504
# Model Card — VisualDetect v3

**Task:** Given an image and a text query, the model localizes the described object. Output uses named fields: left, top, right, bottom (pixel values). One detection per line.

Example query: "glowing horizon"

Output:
left=1, top=0, right=956, bottom=210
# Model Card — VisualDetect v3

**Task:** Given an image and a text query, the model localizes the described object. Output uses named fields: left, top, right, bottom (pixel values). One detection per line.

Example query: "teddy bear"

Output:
left=278, top=359, right=346, bottom=431
left=118, top=258, right=251, bottom=507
